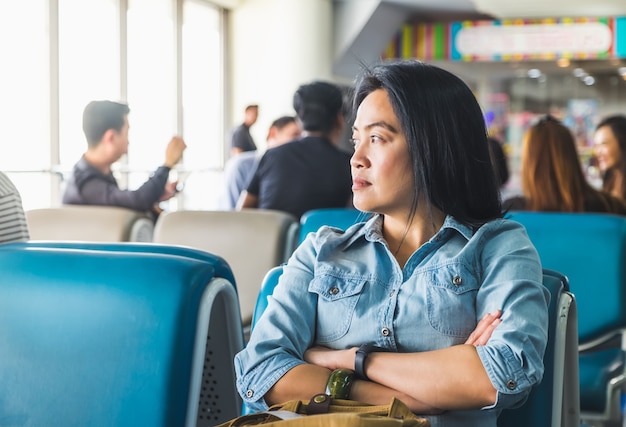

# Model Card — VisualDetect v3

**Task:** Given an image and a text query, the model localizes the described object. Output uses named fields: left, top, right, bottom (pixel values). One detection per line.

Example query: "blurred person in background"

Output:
left=238, top=81, right=352, bottom=219
left=63, top=100, right=186, bottom=221
left=0, top=171, right=30, bottom=243
left=230, top=104, right=259, bottom=157
left=219, top=115, right=301, bottom=210
left=503, top=115, right=626, bottom=214
left=593, top=114, right=626, bottom=200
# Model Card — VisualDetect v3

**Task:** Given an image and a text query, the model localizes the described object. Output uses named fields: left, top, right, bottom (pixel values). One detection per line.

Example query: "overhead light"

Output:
left=573, top=68, right=586, bottom=78
left=557, top=58, right=570, bottom=68
left=528, top=68, right=542, bottom=78
left=583, top=76, right=595, bottom=85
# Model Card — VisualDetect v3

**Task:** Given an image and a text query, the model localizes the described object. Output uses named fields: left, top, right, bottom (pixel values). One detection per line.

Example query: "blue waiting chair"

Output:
left=497, top=269, right=579, bottom=427
left=508, top=211, right=626, bottom=427
left=0, top=242, right=244, bottom=427
left=297, top=208, right=370, bottom=245
left=252, top=267, right=578, bottom=426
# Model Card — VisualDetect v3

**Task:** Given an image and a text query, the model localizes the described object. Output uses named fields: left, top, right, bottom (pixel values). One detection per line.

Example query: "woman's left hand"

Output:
left=304, top=346, right=357, bottom=371
left=465, top=309, right=501, bottom=346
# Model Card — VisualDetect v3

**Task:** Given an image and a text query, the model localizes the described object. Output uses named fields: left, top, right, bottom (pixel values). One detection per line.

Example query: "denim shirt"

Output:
left=235, top=214, right=549, bottom=427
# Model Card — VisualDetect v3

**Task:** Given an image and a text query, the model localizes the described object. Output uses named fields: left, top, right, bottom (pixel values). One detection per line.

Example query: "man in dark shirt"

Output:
left=230, top=104, right=259, bottom=156
left=238, top=81, right=352, bottom=219
left=62, top=100, right=186, bottom=221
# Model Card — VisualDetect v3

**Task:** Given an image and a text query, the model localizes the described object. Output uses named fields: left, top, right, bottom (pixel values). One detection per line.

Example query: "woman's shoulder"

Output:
left=308, top=221, right=368, bottom=245
left=299, top=214, right=376, bottom=252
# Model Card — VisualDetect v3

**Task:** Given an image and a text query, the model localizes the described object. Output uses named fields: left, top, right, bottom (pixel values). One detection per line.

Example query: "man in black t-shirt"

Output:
left=238, top=82, right=352, bottom=219
left=230, top=104, right=259, bottom=156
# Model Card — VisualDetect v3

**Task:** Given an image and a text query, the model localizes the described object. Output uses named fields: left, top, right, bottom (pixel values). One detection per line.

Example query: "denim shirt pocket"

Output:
left=426, top=263, right=479, bottom=338
left=309, top=274, right=366, bottom=343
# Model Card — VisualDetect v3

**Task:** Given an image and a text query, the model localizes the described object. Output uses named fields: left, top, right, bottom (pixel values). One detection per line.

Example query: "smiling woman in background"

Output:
left=594, top=115, right=626, bottom=201
left=503, top=115, right=626, bottom=214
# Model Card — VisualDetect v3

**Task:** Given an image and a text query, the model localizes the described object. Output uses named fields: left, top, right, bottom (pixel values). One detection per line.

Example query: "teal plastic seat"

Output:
left=497, top=269, right=579, bottom=427
left=297, top=208, right=370, bottom=244
left=508, top=211, right=626, bottom=427
left=0, top=242, right=244, bottom=427
left=251, top=266, right=285, bottom=329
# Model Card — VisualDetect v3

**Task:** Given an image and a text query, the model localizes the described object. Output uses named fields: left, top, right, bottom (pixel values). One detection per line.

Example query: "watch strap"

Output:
left=354, top=344, right=386, bottom=380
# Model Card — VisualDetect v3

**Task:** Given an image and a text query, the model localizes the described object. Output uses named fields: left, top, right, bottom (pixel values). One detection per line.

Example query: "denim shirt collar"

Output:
left=344, top=213, right=474, bottom=249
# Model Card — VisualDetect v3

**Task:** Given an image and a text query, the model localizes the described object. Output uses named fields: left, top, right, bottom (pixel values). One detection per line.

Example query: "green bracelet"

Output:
left=325, top=368, right=354, bottom=399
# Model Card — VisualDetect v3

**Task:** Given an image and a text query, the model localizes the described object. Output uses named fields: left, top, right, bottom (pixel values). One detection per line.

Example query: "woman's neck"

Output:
left=382, top=208, right=446, bottom=268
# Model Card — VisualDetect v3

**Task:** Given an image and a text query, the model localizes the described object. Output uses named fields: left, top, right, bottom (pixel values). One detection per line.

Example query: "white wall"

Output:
left=229, top=0, right=335, bottom=151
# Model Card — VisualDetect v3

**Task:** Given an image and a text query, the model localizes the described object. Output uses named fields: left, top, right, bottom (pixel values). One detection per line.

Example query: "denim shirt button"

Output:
left=381, top=327, right=390, bottom=337
left=452, top=275, right=462, bottom=286
left=246, top=389, right=254, bottom=398
left=506, top=380, right=516, bottom=390
left=329, top=287, right=340, bottom=295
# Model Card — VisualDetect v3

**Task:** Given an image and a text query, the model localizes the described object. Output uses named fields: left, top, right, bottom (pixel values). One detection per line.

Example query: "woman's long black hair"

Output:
left=353, top=60, right=502, bottom=228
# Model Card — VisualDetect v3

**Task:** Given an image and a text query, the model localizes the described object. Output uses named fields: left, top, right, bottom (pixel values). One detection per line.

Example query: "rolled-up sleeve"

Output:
left=234, top=236, right=321, bottom=410
left=473, top=220, right=549, bottom=410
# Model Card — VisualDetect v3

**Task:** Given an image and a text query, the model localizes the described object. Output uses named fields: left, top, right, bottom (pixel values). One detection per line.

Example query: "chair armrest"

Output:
left=579, top=328, right=626, bottom=353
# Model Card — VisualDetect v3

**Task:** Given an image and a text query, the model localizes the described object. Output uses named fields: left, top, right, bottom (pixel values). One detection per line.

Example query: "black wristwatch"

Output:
left=354, top=344, right=386, bottom=380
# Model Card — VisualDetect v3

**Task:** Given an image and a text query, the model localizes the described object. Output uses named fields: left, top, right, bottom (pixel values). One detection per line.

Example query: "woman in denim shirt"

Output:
left=235, top=60, right=549, bottom=427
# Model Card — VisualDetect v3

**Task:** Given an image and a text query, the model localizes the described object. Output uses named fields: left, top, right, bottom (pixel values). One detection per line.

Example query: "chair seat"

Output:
left=579, top=348, right=625, bottom=413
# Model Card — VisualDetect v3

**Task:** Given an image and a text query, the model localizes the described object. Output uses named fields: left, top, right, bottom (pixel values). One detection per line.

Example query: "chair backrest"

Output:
left=26, top=205, right=154, bottom=242
left=0, top=242, right=244, bottom=427
left=298, top=208, right=370, bottom=244
left=507, top=212, right=626, bottom=343
left=497, top=269, right=579, bottom=427
left=153, top=209, right=299, bottom=325
left=252, top=265, right=285, bottom=329
left=508, top=211, right=626, bottom=422
left=16, top=241, right=237, bottom=288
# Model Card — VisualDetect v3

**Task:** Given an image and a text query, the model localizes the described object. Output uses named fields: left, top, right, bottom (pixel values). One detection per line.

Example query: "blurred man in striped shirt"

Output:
left=0, top=172, right=29, bottom=243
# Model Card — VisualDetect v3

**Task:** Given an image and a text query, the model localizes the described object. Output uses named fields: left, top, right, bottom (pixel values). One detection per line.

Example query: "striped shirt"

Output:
left=0, top=172, right=30, bottom=243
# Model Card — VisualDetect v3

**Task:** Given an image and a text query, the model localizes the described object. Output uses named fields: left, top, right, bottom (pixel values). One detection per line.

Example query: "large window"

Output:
left=1, top=0, right=225, bottom=211
left=58, top=0, right=120, bottom=170
left=0, top=1, right=50, bottom=210
left=180, top=0, right=225, bottom=210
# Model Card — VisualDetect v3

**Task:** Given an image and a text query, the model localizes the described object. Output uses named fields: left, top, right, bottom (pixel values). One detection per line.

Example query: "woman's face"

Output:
left=350, top=89, right=414, bottom=216
left=594, top=125, right=622, bottom=172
